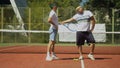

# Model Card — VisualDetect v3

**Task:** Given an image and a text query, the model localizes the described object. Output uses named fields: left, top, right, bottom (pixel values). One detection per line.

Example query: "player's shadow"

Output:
left=58, top=57, right=112, bottom=61
left=58, top=57, right=77, bottom=60
left=94, top=57, right=112, bottom=60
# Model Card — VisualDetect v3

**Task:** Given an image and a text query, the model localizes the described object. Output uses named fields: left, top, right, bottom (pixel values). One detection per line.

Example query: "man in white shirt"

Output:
left=46, top=3, right=59, bottom=61
left=62, top=6, right=96, bottom=60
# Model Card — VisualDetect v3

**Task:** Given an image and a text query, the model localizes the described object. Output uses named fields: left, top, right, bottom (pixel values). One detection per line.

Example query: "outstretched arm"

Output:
left=61, top=18, right=75, bottom=24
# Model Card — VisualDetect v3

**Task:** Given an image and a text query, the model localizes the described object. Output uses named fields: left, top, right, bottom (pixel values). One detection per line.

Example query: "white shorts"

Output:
left=49, top=28, right=57, bottom=41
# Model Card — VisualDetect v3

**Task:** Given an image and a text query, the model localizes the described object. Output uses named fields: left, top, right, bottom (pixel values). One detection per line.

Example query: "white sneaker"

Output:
left=52, top=54, right=59, bottom=60
left=46, top=56, right=52, bottom=61
left=88, top=54, right=95, bottom=60
left=79, top=56, right=84, bottom=60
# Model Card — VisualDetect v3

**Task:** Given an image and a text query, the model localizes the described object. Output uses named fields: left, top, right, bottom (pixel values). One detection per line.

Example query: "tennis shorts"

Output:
left=76, top=31, right=95, bottom=46
left=49, top=28, right=58, bottom=41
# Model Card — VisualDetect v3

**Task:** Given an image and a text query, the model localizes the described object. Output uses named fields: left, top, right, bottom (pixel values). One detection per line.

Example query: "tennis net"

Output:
left=0, top=29, right=120, bottom=54
left=0, top=29, right=120, bottom=45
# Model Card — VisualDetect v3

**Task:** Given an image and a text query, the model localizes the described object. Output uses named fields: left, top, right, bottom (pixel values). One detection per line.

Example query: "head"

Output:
left=49, top=3, right=57, bottom=11
left=76, top=6, right=84, bottom=14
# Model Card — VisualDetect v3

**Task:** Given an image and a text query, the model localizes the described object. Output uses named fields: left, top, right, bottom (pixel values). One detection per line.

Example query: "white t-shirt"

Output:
left=73, top=10, right=93, bottom=31
left=49, top=10, right=58, bottom=29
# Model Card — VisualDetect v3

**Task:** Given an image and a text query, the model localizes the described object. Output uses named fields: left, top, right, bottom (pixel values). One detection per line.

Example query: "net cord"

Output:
left=0, top=29, right=120, bottom=34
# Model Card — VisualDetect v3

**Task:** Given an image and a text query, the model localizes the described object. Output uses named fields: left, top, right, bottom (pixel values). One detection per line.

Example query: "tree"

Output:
left=89, top=0, right=120, bottom=9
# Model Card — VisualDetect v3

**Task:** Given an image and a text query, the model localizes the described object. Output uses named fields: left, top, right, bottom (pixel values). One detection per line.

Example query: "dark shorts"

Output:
left=76, top=31, right=95, bottom=46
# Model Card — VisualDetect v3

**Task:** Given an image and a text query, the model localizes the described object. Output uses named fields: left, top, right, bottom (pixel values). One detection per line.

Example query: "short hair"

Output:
left=49, top=2, right=57, bottom=9
left=76, top=6, right=83, bottom=12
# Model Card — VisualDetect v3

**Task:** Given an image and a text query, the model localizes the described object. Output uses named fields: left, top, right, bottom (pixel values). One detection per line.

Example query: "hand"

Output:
left=54, top=25, right=58, bottom=30
left=61, top=21, right=65, bottom=25
left=89, top=29, right=93, bottom=32
left=58, top=21, right=62, bottom=25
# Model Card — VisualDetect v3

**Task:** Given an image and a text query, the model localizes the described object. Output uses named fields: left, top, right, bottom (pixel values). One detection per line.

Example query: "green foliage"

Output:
left=89, top=0, right=120, bottom=9
left=27, top=0, right=80, bottom=7
left=115, top=0, right=120, bottom=8
left=0, top=0, right=120, bottom=43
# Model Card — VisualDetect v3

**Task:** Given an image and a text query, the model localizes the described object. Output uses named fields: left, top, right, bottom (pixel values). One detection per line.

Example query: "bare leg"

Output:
left=89, top=43, right=95, bottom=55
left=78, top=46, right=83, bottom=56
left=47, top=42, right=51, bottom=52
left=88, top=43, right=95, bottom=60
left=47, top=41, right=54, bottom=52
left=46, top=40, right=55, bottom=61
left=50, top=41, right=58, bottom=59
left=51, top=41, right=55, bottom=53
left=77, top=45, right=84, bottom=60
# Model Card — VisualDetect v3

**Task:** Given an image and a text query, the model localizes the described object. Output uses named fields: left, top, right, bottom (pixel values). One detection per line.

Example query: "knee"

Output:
left=89, top=43, right=95, bottom=47
left=50, top=40, right=55, bottom=45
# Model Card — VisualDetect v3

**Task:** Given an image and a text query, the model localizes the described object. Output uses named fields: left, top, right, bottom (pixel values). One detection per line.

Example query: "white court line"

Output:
left=0, top=46, right=29, bottom=52
left=80, top=59, right=85, bottom=68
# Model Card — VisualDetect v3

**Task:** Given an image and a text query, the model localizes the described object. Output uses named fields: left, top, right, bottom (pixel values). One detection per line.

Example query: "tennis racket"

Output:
left=63, top=23, right=78, bottom=32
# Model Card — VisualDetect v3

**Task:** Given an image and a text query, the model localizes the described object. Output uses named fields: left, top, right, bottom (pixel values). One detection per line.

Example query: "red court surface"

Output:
left=0, top=45, right=120, bottom=68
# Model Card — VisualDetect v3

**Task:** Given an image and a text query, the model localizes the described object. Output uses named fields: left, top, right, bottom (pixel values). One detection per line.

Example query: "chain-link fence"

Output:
left=0, top=7, right=120, bottom=44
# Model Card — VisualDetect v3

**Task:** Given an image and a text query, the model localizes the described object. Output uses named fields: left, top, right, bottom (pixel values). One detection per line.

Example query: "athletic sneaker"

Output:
left=52, top=54, right=59, bottom=60
left=46, top=56, right=53, bottom=61
left=79, top=56, right=84, bottom=60
left=88, top=54, right=95, bottom=60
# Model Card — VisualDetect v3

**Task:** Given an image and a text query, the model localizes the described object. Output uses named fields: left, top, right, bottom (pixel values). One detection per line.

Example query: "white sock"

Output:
left=52, top=52, right=55, bottom=55
left=89, top=53, right=93, bottom=55
left=47, top=52, right=50, bottom=57
left=51, top=52, right=53, bottom=55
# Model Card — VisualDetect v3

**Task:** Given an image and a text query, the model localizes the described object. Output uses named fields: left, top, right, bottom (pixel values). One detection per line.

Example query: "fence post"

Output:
left=43, top=7, right=45, bottom=43
left=112, top=8, right=115, bottom=44
left=56, top=8, right=59, bottom=43
left=28, top=7, right=31, bottom=43
left=1, top=7, right=4, bottom=43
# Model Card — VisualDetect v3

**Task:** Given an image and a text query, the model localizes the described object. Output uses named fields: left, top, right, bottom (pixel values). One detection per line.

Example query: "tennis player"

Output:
left=46, top=3, right=59, bottom=61
left=62, top=6, right=96, bottom=60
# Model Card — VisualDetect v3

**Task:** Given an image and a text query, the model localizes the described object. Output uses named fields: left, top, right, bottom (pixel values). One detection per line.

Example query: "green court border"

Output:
left=0, top=43, right=119, bottom=47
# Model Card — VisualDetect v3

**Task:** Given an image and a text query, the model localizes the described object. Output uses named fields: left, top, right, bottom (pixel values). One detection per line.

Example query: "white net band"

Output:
left=0, top=29, right=120, bottom=34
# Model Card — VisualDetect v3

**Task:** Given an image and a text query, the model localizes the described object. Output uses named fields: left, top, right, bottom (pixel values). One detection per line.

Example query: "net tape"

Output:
left=0, top=29, right=120, bottom=34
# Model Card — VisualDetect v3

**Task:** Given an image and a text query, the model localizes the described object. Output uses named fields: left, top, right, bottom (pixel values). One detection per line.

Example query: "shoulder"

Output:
left=72, top=13, right=80, bottom=20
left=50, top=10, right=55, bottom=14
left=49, top=10, right=55, bottom=17
left=73, top=13, right=79, bottom=17
left=84, top=10, right=93, bottom=17
left=84, top=10, right=92, bottom=14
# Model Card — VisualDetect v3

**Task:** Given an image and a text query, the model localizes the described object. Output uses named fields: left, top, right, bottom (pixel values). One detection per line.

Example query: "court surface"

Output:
left=0, top=45, right=120, bottom=68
